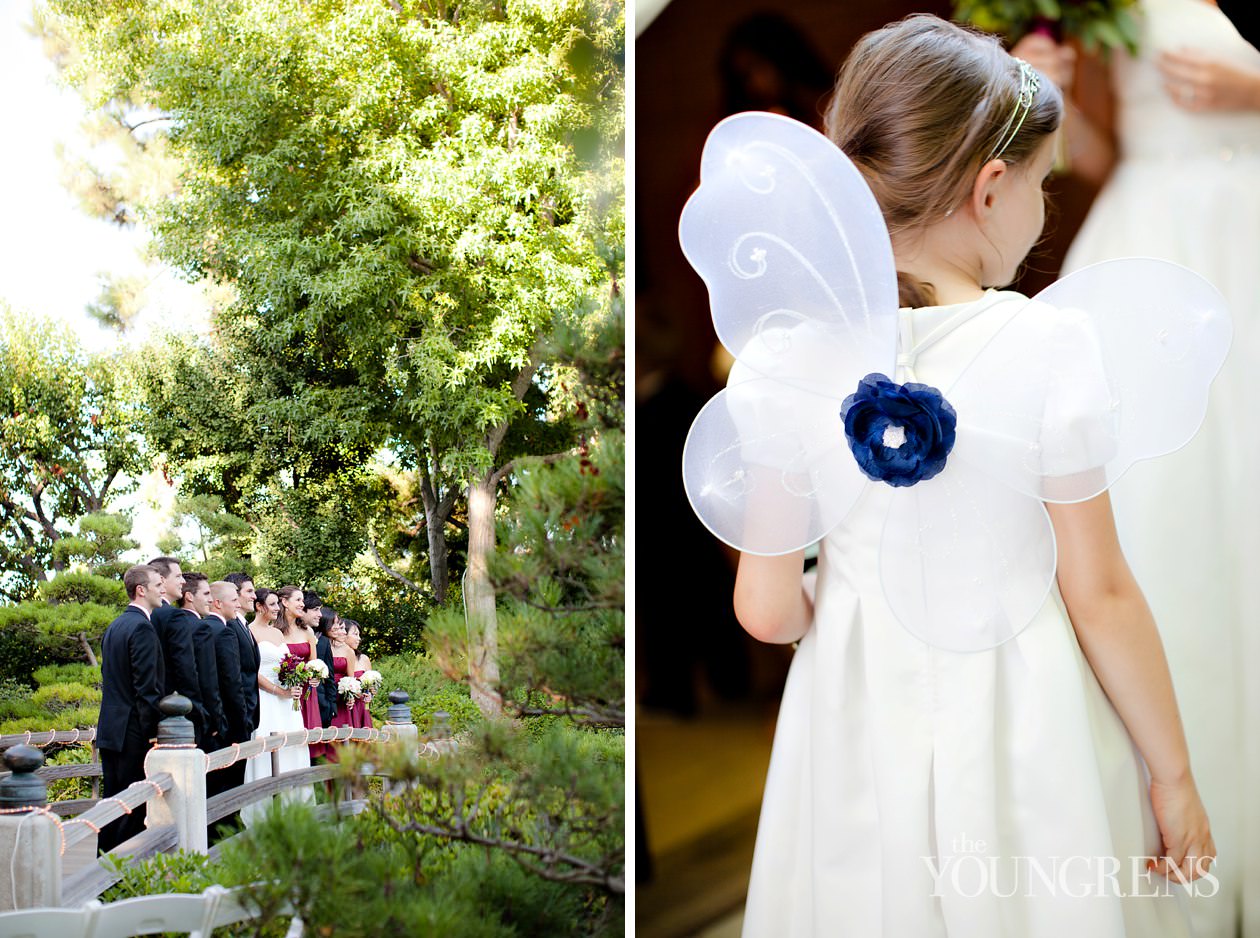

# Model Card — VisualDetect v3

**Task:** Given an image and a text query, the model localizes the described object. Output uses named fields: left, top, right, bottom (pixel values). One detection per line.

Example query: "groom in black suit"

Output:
left=204, top=580, right=259, bottom=840
left=148, top=557, right=203, bottom=734
left=176, top=573, right=223, bottom=748
left=97, top=565, right=165, bottom=854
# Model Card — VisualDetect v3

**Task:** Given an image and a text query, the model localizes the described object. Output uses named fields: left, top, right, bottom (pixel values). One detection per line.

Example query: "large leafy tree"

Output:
left=47, top=1, right=624, bottom=712
left=0, top=307, right=145, bottom=600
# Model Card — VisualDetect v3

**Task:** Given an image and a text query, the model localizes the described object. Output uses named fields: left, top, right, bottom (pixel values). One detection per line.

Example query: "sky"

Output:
left=0, top=0, right=210, bottom=346
left=0, top=0, right=214, bottom=557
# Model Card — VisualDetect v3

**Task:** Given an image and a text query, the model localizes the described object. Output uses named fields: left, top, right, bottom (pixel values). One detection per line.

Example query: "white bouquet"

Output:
left=305, top=659, right=330, bottom=686
left=359, top=669, right=383, bottom=694
left=338, top=675, right=363, bottom=706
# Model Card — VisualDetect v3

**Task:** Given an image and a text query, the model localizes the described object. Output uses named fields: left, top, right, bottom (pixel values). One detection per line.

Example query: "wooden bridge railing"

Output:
left=0, top=690, right=449, bottom=913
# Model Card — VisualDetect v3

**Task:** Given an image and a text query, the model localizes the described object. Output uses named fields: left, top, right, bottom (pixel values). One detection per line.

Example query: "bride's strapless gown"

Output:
left=242, top=640, right=313, bottom=824
left=1064, top=2, right=1260, bottom=935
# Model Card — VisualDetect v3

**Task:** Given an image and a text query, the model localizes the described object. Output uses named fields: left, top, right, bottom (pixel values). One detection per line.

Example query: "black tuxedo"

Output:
left=204, top=612, right=256, bottom=841
left=206, top=615, right=249, bottom=744
left=315, top=632, right=337, bottom=727
left=97, top=603, right=164, bottom=854
left=230, top=616, right=261, bottom=734
left=152, top=601, right=201, bottom=728
left=177, top=607, right=222, bottom=748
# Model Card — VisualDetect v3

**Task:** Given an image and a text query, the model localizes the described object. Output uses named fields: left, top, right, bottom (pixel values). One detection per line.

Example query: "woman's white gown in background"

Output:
left=742, top=293, right=1193, bottom=938
left=1063, top=3, right=1260, bottom=934
left=242, top=640, right=313, bottom=825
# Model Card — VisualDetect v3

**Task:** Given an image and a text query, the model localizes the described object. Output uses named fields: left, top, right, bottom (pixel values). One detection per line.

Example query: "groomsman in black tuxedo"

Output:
left=304, top=589, right=336, bottom=728
left=225, top=573, right=255, bottom=632
left=148, top=557, right=202, bottom=731
left=97, top=565, right=165, bottom=854
left=177, top=573, right=223, bottom=749
left=204, top=580, right=259, bottom=840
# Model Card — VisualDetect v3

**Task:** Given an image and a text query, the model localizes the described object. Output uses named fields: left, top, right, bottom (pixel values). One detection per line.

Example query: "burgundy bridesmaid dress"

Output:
left=351, top=668, right=372, bottom=729
left=287, top=641, right=332, bottom=761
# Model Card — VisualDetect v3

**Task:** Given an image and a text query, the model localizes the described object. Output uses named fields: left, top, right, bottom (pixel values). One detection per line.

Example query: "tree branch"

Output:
left=380, top=811, right=624, bottom=894
left=489, top=450, right=571, bottom=488
left=367, top=537, right=425, bottom=595
left=485, top=349, right=542, bottom=461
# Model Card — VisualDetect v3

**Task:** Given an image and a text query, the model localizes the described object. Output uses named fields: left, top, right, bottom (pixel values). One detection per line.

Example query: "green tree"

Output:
left=47, top=0, right=625, bottom=713
left=0, top=509, right=134, bottom=667
left=0, top=307, right=145, bottom=600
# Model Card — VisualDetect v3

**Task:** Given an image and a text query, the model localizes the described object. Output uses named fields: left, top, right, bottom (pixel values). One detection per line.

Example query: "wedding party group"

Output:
left=94, top=558, right=381, bottom=853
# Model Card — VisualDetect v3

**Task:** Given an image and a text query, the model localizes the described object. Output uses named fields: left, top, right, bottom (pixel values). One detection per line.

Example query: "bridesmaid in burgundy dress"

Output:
left=342, top=619, right=373, bottom=728
left=321, top=608, right=353, bottom=762
left=275, top=586, right=332, bottom=760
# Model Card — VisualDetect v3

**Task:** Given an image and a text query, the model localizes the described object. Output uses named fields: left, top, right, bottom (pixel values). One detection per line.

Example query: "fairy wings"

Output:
left=680, top=112, right=1231, bottom=652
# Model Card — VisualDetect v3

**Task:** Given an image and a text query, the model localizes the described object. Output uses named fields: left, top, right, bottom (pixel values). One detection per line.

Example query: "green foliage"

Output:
left=953, top=0, right=1140, bottom=55
left=211, top=798, right=617, bottom=936
left=32, top=662, right=102, bottom=688
left=368, top=653, right=482, bottom=735
left=0, top=592, right=114, bottom=665
left=50, top=511, right=138, bottom=578
left=0, top=627, right=59, bottom=686
left=100, top=850, right=218, bottom=902
left=347, top=720, right=625, bottom=907
left=47, top=0, right=624, bottom=607
left=39, top=570, right=126, bottom=608
left=45, top=743, right=95, bottom=803
left=160, top=494, right=254, bottom=576
left=321, top=562, right=432, bottom=657
left=0, top=308, right=144, bottom=600
left=426, top=303, right=624, bottom=726
left=100, top=851, right=293, bottom=938
left=0, top=664, right=101, bottom=736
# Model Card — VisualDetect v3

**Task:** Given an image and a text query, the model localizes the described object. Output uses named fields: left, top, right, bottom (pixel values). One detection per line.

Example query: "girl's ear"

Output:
left=971, top=158, right=1008, bottom=217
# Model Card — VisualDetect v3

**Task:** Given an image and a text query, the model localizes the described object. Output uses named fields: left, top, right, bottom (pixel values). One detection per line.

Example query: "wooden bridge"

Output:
left=0, top=690, right=452, bottom=930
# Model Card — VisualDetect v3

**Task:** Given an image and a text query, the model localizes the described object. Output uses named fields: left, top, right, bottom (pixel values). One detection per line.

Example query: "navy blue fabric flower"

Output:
left=840, top=373, right=957, bottom=487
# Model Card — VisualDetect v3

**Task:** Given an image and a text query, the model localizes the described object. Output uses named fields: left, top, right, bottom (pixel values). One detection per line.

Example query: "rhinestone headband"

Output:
left=984, top=59, right=1041, bottom=163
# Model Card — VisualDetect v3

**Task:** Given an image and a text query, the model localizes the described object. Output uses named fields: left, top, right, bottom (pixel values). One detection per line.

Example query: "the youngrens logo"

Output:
left=923, top=835, right=1219, bottom=899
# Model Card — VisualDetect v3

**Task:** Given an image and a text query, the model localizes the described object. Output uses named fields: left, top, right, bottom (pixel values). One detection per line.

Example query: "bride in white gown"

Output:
left=242, top=594, right=313, bottom=824
left=1022, top=3, right=1260, bottom=934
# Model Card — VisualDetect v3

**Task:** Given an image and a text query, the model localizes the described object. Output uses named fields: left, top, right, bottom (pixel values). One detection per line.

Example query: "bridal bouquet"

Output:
left=277, top=653, right=314, bottom=712
left=953, top=0, right=1139, bottom=55
left=359, top=669, right=382, bottom=698
left=338, top=675, right=363, bottom=707
left=305, top=659, right=330, bottom=684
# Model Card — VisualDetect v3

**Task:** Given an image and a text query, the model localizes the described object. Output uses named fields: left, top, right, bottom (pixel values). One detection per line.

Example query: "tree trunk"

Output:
left=465, top=472, right=501, bottom=717
left=426, top=511, right=449, bottom=605
left=418, top=456, right=451, bottom=604
left=78, top=631, right=98, bottom=668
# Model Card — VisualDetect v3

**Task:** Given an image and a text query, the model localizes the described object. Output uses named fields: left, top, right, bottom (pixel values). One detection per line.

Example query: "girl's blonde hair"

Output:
left=824, top=15, right=1062, bottom=307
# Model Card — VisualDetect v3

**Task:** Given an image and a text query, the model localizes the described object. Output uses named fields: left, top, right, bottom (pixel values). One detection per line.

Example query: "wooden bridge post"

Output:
left=0, top=745, right=61, bottom=911
left=144, top=695, right=208, bottom=854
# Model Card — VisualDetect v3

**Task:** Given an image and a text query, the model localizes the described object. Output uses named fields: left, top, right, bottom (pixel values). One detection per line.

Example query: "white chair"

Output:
left=0, top=884, right=303, bottom=938
left=0, top=907, right=92, bottom=938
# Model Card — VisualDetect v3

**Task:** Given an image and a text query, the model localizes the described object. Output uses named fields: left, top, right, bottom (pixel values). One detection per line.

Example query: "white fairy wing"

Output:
left=946, top=258, right=1231, bottom=502
left=679, top=112, right=898, bottom=553
left=880, top=459, right=1057, bottom=652
left=683, top=369, right=868, bottom=556
left=882, top=258, right=1230, bottom=652
left=679, top=111, right=898, bottom=380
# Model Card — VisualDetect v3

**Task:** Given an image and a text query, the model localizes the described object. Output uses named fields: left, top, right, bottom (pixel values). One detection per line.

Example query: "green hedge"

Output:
left=367, top=653, right=481, bottom=734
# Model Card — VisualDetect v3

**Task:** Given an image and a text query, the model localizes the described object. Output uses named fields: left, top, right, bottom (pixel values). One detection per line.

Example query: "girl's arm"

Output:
left=733, top=550, right=812, bottom=644
left=1048, top=492, right=1215, bottom=880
